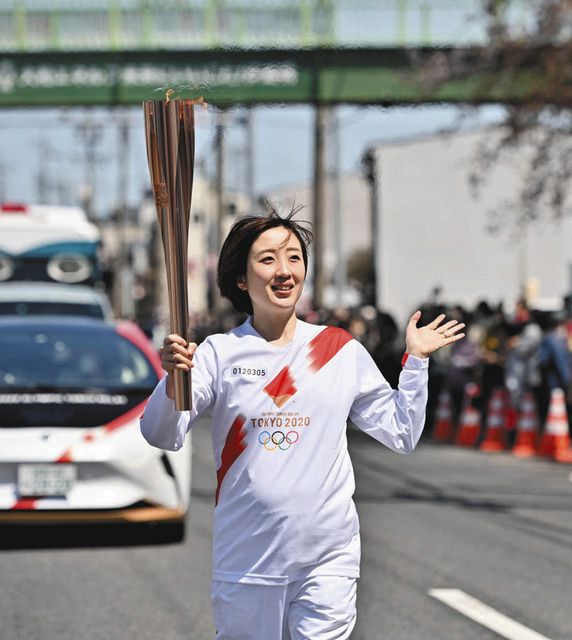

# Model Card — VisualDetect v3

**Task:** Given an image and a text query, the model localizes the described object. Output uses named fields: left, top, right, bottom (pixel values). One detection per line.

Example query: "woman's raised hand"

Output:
left=159, top=335, right=197, bottom=400
left=405, top=311, right=465, bottom=359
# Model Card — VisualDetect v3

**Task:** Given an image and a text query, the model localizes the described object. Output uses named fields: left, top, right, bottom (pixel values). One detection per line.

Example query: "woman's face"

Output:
left=240, top=226, right=306, bottom=317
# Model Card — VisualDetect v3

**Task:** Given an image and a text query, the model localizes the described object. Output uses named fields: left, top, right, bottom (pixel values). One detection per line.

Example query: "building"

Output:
left=369, top=127, right=572, bottom=323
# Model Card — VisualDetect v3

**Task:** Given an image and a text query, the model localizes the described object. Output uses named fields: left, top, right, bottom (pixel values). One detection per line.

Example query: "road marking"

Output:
left=429, top=589, right=553, bottom=640
left=568, top=472, right=572, bottom=482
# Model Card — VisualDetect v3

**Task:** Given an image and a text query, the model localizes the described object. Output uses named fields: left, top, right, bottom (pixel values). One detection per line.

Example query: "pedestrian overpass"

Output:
left=0, top=0, right=537, bottom=107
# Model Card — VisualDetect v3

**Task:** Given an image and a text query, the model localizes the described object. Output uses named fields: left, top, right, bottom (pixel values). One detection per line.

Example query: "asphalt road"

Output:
left=1, top=419, right=571, bottom=640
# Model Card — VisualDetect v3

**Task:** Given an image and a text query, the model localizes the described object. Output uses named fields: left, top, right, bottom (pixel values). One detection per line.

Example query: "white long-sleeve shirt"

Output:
left=141, top=317, right=428, bottom=585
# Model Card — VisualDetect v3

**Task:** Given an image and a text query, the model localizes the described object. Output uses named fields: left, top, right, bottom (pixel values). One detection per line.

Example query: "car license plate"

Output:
left=17, top=464, right=76, bottom=497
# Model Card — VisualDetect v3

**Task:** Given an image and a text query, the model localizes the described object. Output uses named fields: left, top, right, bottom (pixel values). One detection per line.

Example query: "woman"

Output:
left=140, top=209, right=465, bottom=639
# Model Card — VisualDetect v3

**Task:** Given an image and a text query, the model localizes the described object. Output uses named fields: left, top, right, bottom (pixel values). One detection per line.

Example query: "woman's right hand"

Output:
left=159, top=335, right=197, bottom=400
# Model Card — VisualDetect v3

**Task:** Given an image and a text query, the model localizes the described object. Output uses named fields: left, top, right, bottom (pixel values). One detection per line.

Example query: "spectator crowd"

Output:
left=182, top=296, right=572, bottom=442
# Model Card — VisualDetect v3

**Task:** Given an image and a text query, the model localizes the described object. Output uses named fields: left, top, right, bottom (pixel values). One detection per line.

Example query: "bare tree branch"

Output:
left=415, top=0, right=572, bottom=229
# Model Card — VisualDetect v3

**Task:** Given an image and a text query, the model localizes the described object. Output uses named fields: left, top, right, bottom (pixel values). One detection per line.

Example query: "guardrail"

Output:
left=0, top=0, right=533, bottom=52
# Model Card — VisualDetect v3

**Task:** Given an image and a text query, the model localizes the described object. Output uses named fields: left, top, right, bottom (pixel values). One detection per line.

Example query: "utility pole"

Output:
left=236, top=108, right=255, bottom=211
left=60, top=109, right=103, bottom=218
left=244, top=107, right=255, bottom=211
left=312, top=104, right=327, bottom=310
left=114, top=109, right=133, bottom=319
left=215, top=109, right=226, bottom=255
left=36, top=139, right=51, bottom=204
left=74, top=111, right=103, bottom=221
left=329, top=108, right=344, bottom=306
left=212, top=109, right=226, bottom=313
left=362, top=148, right=379, bottom=308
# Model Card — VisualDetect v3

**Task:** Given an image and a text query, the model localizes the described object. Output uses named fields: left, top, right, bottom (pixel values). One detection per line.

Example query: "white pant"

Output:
left=211, top=575, right=357, bottom=640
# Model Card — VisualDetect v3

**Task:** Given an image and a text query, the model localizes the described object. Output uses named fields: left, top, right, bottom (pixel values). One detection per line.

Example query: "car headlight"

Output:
left=47, top=254, right=92, bottom=283
left=0, top=256, right=14, bottom=281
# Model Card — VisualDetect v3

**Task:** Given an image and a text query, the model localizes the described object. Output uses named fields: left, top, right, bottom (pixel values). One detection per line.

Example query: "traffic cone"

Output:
left=432, top=389, right=454, bottom=442
left=480, top=388, right=506, bottom=452
left=512, top=391, right=539, bottom=458
left=455, top=383, right=481, bottom=447
left=503, top=389, right=518, bottom=433
left=538, top=388, right=572, bottom=462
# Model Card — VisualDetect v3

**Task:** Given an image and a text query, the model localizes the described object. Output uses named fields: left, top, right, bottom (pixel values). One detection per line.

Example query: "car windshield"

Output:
left=0, top=301, right=105, bottom=319
left=0, top=324, right=158, bottom=391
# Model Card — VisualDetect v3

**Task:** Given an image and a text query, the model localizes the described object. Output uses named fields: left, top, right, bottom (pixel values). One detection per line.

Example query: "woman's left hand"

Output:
left=405, top=311, right=465, bottom=359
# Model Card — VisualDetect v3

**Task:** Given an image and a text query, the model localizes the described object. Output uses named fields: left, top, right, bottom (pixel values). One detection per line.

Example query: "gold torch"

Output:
left=143, top=96, right=196, bottom=411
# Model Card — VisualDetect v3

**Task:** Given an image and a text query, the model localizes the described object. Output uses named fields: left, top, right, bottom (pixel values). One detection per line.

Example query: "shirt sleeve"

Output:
left=139, top=338, right=217, bottom=451
left=349, top=342, right=429, bottom=454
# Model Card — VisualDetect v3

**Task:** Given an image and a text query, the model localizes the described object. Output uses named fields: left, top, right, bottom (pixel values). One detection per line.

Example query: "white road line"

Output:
left=568, top=472, right=572, bottom=482
left=428, top=589, right=553, bottom=640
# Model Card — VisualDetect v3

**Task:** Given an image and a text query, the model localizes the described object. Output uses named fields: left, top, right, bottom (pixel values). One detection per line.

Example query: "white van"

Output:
left=0, top=203, right=101, bottom=285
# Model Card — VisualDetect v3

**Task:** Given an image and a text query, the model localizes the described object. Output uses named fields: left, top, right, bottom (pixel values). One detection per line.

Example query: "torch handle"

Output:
left=163, top=213, right=193, bottom=412
left=143, top=98, right=195, bottom=413
left=173, top=368, right=192, bottom=412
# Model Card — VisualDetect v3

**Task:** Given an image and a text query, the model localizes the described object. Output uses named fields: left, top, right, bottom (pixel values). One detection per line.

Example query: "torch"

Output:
left=143, top=96, right=196, bottom=411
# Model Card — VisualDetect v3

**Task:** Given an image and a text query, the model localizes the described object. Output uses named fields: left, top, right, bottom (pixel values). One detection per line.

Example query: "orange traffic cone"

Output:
left=432, top=389, right=454, bottom=442
left=512, top=391, right=539, bottom=458
left=455, top=383, right=481, bottom=447
left=502, top=389, right=518, bottom=435
left=538, top=388, right=572, bottom=462
left=480, top=388, right=506, bottom=452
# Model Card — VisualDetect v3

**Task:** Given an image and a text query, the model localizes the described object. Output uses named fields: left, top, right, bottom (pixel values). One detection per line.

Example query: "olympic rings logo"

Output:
left=258, top=430, right=300, bottom=451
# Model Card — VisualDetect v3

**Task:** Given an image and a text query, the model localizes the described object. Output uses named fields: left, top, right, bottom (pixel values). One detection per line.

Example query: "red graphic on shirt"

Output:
left=215, top=415, right=247, bottom=505
left=307, top=327, right=353, bottom=372
left=263, top=366, right=297, bottom=408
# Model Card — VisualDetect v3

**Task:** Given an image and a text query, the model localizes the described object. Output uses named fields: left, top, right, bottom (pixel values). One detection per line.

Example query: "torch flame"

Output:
left=163, top=90, right=206, bottom=108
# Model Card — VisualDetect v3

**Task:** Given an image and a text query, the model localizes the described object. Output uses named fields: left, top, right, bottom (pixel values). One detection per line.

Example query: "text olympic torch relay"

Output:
left=140, top=92, right=466, bottom=640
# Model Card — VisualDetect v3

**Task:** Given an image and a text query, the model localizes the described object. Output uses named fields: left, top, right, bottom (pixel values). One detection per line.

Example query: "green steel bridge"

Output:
left=0, top=1, right=537, bottom=106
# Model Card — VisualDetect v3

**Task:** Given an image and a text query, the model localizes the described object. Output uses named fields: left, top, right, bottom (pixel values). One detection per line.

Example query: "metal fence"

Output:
left=0, top=0, right=534, bottom=51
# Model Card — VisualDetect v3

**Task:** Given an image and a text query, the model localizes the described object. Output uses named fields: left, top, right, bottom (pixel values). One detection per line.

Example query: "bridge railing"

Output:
left=0, top=0, right=534, bottom=52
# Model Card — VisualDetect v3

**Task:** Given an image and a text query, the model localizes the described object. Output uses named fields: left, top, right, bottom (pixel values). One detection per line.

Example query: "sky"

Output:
left=0, top=103, right=507, bottom=217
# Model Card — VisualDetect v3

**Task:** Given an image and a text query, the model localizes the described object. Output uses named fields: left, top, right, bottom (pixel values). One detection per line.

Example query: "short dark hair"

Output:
left=217, top=203, right=313, bottom=314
